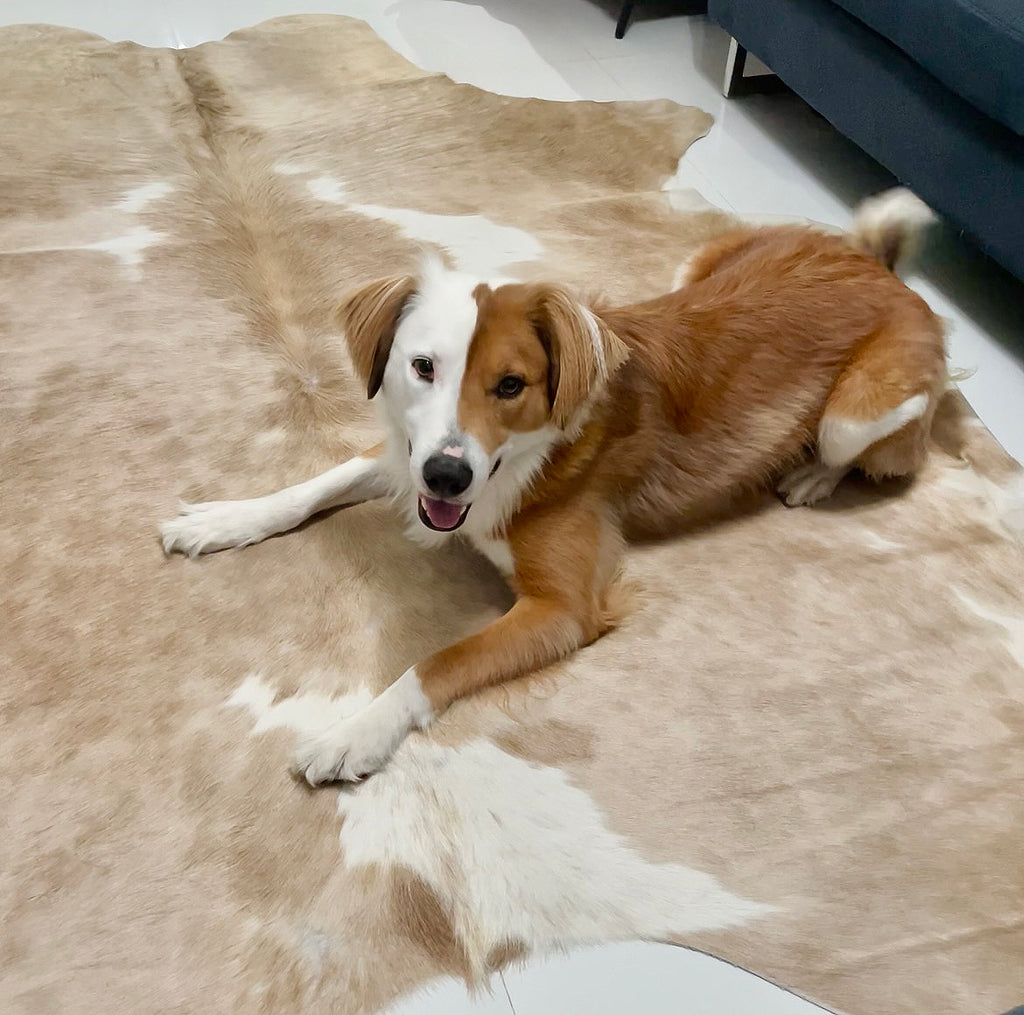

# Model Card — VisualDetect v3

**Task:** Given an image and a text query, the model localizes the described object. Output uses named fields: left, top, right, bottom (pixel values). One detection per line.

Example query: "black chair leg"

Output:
left=615, top=2, right=635, bottom=39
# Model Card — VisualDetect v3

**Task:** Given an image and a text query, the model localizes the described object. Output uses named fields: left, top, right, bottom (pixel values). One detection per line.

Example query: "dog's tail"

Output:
left=849, top=187, right=937, bottom=271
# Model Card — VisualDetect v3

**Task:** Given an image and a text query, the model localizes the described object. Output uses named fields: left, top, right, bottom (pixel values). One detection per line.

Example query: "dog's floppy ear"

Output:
left=338, top=275, right=417, bottom=399
left=529, top=285, right=629, bottom=429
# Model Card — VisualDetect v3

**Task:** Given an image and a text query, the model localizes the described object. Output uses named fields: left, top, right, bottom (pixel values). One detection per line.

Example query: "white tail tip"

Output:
left=850, top=187, right=937, bottom=269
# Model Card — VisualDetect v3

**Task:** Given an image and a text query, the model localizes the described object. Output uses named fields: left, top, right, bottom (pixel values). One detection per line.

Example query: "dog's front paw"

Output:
left=160, top=498, right=278, bottom=557
left=290, top=710, right=401, bottom=786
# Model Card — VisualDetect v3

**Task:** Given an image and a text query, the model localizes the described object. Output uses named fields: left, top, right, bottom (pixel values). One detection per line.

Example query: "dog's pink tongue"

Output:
left=422, top=497, right=463, bottom=530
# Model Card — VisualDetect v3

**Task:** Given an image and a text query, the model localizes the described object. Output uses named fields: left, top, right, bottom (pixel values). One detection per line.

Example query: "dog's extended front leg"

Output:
left=161, top=444, right=389, bottom=557
left=291, top=595, right=593, bottom=784
left=292, top=500, right=616, bottom=785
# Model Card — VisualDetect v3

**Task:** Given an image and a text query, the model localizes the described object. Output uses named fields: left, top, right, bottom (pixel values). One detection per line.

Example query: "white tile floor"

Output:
left=3, top=1, right=1021, bottom=1011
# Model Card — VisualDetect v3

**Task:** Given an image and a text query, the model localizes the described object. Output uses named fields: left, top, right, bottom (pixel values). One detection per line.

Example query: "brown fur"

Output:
left=339, top=275, right=417, bottom=398
left=529, top=284, right=630, bottom=429
left=457, top=285, right=554, bottom=453
left=414, top=225, right=946, bottom=712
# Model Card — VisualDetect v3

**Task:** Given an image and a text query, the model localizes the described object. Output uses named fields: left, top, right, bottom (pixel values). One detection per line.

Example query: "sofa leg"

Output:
left=615, top=3, right=635, bottom=39
left=722, top=36, right=785, bottom=97
left=723, top=37, right=748, bottom=96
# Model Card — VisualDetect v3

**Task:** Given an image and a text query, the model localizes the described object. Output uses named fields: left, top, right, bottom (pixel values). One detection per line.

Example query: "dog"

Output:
left=161, top=188, right=946, bottom=785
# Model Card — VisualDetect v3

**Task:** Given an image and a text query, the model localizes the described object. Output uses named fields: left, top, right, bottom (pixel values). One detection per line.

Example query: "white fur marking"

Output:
left=954, top=591, right=1024, bottom=671
left=308, top=176, right=347, bottom=203
left=308, top=176, right=542, bottom=275
left=819, top=394, right=928, bottom=468
left=457, top=424, right=559, bottom=546
left=226, top=674, right=374, bottom=736
left=379, top=261, right=482, bottom=540
left=473, top=533, right=515, bottom=576
left=581, top=307, right=606, bottom=377
left=84, top=226, right=165, bottom=274
left=230, top=678, right=774, bottom=974
left=858, top=529, right=906, bottom=554
left=339, top=739, right=773, bottom=974
left=369, top=260, right=561, bottom=547
left=4, top=181, right=173, bottom=279
left=671, top=254, right=696, bottom=290
left=161, top=456, right=386, bottom=556
left=290, top=667, right=434, bottom=784
left=116, top=181, right=174, bottom=213
left=937, top=468, right=1024, bottom=542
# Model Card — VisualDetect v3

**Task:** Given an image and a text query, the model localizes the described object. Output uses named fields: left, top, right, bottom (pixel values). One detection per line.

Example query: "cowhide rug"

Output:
left=2, top=14, right=1022, bottom=1015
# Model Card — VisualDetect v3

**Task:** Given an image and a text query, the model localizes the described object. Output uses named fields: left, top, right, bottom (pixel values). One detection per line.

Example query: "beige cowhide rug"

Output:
left=2, top=14, right=1022, bottom=1015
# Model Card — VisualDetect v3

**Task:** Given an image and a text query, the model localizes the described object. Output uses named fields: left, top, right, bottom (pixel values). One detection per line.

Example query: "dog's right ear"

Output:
left=338, top=275, right=417, bottom=399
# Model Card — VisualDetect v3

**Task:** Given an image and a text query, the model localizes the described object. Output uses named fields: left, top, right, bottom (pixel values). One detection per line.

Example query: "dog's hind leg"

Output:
left=779, top=312, right=945, bottom=506
left=777, top=460, right=849, bottom=507
left=160, top=443, right=389, bottom=557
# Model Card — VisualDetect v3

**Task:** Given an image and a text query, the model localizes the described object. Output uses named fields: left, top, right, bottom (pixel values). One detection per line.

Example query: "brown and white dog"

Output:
left=161, top=188, right=946, bottom=784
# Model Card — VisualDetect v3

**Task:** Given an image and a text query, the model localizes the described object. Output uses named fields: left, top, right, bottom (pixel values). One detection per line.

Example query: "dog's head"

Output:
left=339, top=259, right=629, bottom=533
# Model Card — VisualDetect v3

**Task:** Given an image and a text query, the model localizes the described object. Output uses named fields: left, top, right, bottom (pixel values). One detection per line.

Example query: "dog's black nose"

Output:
left=422, top=454, right=473, bottom=498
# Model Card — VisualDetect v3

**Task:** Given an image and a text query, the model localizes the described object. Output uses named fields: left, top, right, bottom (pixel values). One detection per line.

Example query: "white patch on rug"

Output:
left=338, top=738, right=774, bottom=972
left=991, top=473, right=1024, bottom=539
left=98, top=182, right=173, bottom=277
left=936, top=465, right=1024, bottom=542
left=858, top=529, right=905, bottom=554
left=228, top=676, right=774, bottom=974
left=670, top=262, right=688, bottom=290
left=226, top=673, right=373, bottom=735
left=661, top=158, right=729, bottom=214
left=1, top=180, right=173, bottom=279
left=251, top=425, right=288, bottom=448
left=308, top=176, right=348, bottom=203
left=116, top=181, right=174, bottom=213
left=954, top=591, right=1024, bottom=671
left=84, top=225, right=165, bottom=276
left=307, top=175, right=542, bottom=275
left=663, top=187, right=717, bottom=214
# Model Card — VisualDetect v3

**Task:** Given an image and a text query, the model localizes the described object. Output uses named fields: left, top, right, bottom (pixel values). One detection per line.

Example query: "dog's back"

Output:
left=581, top=193, right=946, bottom=537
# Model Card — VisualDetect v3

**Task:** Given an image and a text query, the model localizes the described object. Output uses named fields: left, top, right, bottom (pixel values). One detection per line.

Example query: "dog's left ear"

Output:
left=338, top=275, right=417, bottom=398
left=530, top=285, right=629, bottom=429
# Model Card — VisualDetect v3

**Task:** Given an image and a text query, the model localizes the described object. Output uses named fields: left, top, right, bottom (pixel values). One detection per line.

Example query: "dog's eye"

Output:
left=496, top=375, right=525, bottom=399
left=412, top=357, right=434, bottom=382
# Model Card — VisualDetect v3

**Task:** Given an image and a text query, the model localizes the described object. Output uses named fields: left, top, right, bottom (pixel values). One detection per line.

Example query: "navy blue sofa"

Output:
left=707, top=0, right=1024, bottom=281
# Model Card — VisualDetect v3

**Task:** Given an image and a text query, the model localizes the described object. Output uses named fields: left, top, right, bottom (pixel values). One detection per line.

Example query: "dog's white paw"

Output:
left=160, top=498, right=280, bottom=557
left=290, top=709, right=403, bottom=786
left=777, top=462, right=847, bottom=507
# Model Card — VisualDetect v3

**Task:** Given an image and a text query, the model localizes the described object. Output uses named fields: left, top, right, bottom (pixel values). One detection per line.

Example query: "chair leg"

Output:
left=615, top=2, right=635, bottom=39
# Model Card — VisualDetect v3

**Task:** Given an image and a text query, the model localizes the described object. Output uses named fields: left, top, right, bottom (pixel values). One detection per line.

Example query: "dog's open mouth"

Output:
left=418, top=496, right=470, bottom=532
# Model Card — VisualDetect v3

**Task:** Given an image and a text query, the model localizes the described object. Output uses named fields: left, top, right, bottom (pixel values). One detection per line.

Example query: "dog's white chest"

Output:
left=469, top=532, right=515, bottom=577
